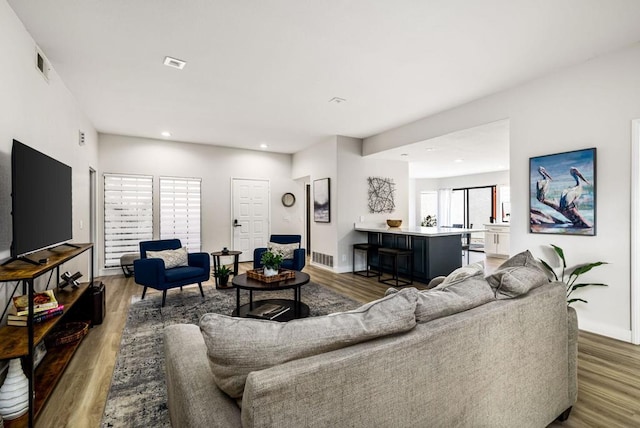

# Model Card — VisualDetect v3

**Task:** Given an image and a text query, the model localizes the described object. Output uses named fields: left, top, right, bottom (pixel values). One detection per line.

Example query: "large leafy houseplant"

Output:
left=538, top=244, right=608, bottom=305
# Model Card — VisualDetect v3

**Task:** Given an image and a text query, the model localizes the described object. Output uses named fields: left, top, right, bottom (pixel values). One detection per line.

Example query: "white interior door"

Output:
left=232, top=179, right=270, bottom=262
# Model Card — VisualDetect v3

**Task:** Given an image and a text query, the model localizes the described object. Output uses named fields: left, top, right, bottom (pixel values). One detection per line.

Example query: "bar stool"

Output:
left=352, top=243, right=380, bottom=277
left=377, top=247, right=413, bottom=286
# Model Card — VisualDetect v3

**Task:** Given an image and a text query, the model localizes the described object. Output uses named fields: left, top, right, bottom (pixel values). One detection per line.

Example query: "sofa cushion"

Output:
left=199, top=288, right=418, bottom=398
left=486, top=250, right=549, bottom=299
left=415, top=275, right=495, bottom=323
left=147, top=247, right=188, bottom=269
left=432, top=261, right=485, bottom=290
left=267, top=241, right=299, bottom=259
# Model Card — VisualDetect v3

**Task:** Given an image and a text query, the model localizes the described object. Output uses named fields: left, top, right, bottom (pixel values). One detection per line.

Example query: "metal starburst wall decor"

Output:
left=367, top=177, right=395, bottom=213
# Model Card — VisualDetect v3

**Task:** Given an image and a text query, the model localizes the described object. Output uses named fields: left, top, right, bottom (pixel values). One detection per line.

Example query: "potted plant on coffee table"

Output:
left=261, top=250, right=283, bottom=277
left=214, top=265, right=232, bottom=286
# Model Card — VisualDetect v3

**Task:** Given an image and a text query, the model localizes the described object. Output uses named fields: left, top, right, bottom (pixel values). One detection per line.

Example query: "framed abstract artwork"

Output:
left=529, top=148, right=596, bottom=235
left=313, top=178, right=330, bottom=223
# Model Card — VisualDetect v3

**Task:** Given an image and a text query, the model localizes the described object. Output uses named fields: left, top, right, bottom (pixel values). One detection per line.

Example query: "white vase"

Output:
left=264, top=267, right=279, bottom=277
left=0, top=359, right=29, bottom=420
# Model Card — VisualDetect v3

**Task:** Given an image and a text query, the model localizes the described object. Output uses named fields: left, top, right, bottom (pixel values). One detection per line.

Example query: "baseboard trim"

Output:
left=578, top=319, right=632, bottom=343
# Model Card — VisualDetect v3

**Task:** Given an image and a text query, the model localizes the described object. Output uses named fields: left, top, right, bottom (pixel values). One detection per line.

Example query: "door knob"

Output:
left=233, top=219, right=242, bottom=227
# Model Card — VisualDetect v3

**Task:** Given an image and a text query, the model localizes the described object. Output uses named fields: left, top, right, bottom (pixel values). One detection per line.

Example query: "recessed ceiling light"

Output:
left=161, top=131, right=171, bottom=137
left=454, top=159, right=464, bottom=163
left=163, top=56, right=186, bottom=70
left=260, top=143, right=268, bottom=149
left=425, top=147, right=434, bottom=152
left=328, top=97, right=346, bottom=104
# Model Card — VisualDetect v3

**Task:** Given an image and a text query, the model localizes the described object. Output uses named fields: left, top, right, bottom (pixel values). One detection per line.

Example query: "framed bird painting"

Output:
left=529, top=148, right=596, bottom=235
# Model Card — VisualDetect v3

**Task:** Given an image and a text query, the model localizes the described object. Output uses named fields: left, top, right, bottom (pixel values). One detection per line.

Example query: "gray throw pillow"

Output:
left=432, top=261, right=485, bottom=290
left=199, top=288, right=418, bottom=398
left=486, top=250, right=549, bottom=299
left=146, top=247, right=188, bottom=269
left=415, top=275, right=495, bottom=323
left=267, top=242, right=299, bottom=259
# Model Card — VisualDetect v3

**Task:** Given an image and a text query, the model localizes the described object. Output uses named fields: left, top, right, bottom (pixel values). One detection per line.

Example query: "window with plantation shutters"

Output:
left=160, top=177, right=201, bottom=252
left=104, top=174, right=153, bottom=268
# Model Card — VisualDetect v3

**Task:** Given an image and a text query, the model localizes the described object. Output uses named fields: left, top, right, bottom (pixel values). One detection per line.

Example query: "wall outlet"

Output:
left=359, top=216, right=364, bottom=222
left=341, top=254, right=347, bottom=262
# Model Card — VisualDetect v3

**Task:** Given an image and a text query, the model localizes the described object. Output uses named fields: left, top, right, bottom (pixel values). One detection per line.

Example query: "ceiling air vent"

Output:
left=163, top=56, right=186, bottom=70
left=35, top=47, right=50, bottom=82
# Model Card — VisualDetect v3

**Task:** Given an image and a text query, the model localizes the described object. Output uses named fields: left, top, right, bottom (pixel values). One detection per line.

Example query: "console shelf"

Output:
left=0, top=243, right=94, bottom=428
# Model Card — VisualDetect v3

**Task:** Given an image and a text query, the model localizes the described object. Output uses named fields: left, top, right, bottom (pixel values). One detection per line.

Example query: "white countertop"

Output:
left=354, top=224, right=487, bottom=237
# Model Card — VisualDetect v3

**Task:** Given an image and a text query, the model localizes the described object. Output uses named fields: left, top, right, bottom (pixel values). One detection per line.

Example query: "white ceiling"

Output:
left=368, top=119, right=510, bottom=178
left=8, top=0, right=640, bottom=168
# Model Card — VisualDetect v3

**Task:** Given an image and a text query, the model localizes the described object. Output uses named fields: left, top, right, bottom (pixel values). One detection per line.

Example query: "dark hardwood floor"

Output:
left=35, top=256, right=640, bottom=427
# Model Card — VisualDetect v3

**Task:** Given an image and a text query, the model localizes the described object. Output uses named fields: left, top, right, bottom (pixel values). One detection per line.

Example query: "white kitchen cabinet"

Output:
left=484, top=224, right=510, bottom=258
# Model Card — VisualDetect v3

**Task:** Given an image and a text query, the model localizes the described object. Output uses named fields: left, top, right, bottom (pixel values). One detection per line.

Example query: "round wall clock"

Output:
left=281, top=192, right=296, bottom=207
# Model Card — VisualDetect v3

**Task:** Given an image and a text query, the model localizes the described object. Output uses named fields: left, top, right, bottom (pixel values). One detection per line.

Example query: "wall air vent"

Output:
left=163, top=56, right=186, bottom=70
left=312, top=251, right=334, bottom=267
left=35, top=47, right=50, bottom=82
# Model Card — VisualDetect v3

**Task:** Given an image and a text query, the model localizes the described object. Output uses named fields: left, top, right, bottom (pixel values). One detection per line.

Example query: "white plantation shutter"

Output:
left=104, top=174, right=153, bottom=268
left=160, top=177, right=201, bottom=252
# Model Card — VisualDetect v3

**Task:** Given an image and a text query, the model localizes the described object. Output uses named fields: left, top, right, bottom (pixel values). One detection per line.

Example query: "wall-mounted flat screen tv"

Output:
left=11, top=140, right=72, bottom=258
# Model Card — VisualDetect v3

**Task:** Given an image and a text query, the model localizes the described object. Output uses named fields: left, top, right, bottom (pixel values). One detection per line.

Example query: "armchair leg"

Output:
left=162, top=290, right=167, bottom=307
left=141, top=287, right=147, bottom=300
left=198, top=282, right=204, bottom=298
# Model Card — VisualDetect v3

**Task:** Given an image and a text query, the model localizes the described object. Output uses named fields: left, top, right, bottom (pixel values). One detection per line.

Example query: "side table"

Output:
left=211, top=250, right=242, bottom=289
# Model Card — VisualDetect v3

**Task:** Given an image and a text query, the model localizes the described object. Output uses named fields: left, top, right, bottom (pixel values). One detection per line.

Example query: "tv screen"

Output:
left=11, top=140, right=73, bottom=258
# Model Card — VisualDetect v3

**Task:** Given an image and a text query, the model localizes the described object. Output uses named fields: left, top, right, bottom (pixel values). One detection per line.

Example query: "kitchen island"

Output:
left=354, top=224, right=486, bottom=283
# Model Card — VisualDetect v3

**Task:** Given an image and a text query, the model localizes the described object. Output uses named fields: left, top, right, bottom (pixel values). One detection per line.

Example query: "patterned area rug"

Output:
left=101, top=282, right=360, bottom=427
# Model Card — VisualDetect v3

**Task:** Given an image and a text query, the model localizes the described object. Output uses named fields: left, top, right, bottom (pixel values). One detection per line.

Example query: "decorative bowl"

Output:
left=386, top=219, right=402, bottom=228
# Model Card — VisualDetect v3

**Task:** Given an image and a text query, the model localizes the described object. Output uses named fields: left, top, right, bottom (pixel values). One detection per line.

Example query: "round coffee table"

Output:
left=232, top=271, right=310, bottom=321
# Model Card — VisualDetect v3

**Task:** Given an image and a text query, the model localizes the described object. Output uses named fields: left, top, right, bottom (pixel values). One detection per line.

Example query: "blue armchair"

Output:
left=134, top=239, right=210, bottom=307
left=253, top=234, right=306, bottom=271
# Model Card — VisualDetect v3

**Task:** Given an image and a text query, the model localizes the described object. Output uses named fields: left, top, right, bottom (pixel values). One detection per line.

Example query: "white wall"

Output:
left=338, top=136, right=408, bottom=272
left=98, top=134, right=303, bottom=275
left=292, top=136, right=338, bottom=268
left=293, top=136, right=408, bottom=273
left=364, top=43, right=640, bottom=342
left=0, top=0, right=98, bottom=322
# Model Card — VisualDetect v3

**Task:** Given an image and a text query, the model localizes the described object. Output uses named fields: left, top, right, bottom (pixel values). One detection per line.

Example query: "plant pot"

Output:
left=263, top=267, right=279, bottom=277
left=219, top=275, right=229, bottom=286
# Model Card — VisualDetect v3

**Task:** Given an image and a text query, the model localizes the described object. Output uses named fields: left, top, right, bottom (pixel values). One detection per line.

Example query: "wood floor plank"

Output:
left=34, top=257, right=640, bottom=428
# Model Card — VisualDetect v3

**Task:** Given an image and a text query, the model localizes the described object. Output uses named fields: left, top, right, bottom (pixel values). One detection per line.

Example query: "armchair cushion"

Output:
left=165, top=266, right=208, bottom=283
left=147, top=248, right=189, bottom=269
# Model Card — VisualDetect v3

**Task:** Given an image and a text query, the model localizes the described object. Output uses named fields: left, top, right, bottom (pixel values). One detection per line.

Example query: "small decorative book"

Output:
left=12, top=289, right=58, bottom=316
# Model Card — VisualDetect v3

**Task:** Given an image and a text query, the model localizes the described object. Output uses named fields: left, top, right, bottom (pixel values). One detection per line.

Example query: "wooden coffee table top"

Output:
left=232, top=270, right=310, bottom=291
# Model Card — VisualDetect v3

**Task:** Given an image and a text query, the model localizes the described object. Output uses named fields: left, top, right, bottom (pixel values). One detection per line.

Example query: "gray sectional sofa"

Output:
left=164, top=253, right=577, bottom=428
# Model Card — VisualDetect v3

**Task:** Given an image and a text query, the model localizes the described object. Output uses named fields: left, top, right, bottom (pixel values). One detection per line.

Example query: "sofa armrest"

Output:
left=253, top=248, right=267, bottom=269
left=133, top=258, right=165, bottom=286
left=292, top=248, right=306, bottom=271
left=188, top=252, right=211, bottom=271
left=164, top=324, right=241, bottom=428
